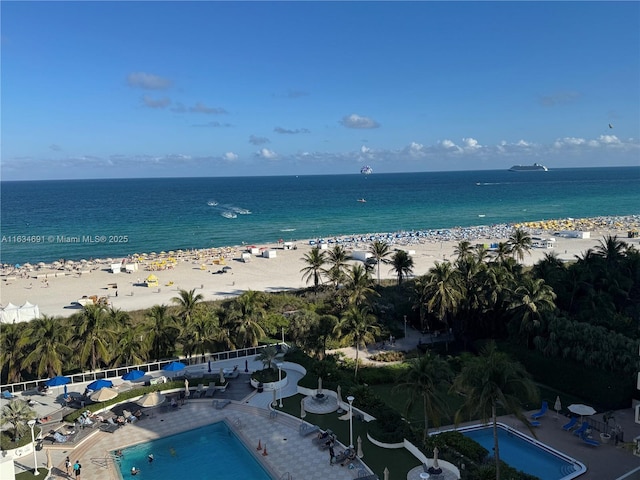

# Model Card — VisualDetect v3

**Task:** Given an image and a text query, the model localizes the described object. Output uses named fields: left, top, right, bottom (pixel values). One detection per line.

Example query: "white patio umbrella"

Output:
left=300, top=397, right=306, bottom=419
left=184, top=379, right=190, bottom=399
left=317, top=377, right=322, bottom=395
left=90, top=388, right=118, bottom=402
left=219, top=368, right=225, bottom=384
left=137, top=391, right=166, bottom=407
left=568, top=403, right=596, bottom=422
left=357, top=436, right=363, bottom=458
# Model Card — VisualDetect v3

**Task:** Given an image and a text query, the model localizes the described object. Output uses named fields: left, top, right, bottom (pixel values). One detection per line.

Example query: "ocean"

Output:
left=1, top=167, right=638, bottom=265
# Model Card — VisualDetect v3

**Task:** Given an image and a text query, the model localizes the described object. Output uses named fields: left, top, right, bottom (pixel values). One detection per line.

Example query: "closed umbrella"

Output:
left=554, top=396, right=562, bottom=419
left=317, top=377, right=322, bottom=395
left=219, top=368, right=225, bottom=384
left=137, top=391, right=166, bottom=407
left=46, top=449, right=52, bottom=469
left=122, top=370, right=145, bottom=381
left=208, top=360, right=212, bottom=373
left=300, top=397, right=306, bottom=419
left=87, top=379, right=113, bottom=391
left=90, top=388, right=117, bottom=402
left=357, top=436, right=363, bottom=458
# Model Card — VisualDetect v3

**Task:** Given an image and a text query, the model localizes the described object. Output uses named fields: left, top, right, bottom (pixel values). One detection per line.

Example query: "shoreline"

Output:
left=1, top=215, right=639, bottom=319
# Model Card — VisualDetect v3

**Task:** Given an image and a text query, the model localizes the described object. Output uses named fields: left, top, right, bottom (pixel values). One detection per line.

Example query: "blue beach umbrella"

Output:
left=208, top=360, right=212, bottom=373
left=163, top=361, right=186, bottom=372
left=87, top=379, right=113, bottom=391
left=122, top=370, right=145, bottom=381
left=45, top=376, right=70, bottom=387
left=63, top=384, right=69, bottom=400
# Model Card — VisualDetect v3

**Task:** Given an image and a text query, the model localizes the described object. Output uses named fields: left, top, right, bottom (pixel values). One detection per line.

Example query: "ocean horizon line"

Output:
left=1, top=165, right=638, bottom=183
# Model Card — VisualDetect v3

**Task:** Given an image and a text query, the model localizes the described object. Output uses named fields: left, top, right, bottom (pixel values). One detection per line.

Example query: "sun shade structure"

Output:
left=87, top=379, right=113, bottom=391
left=122, top=370, right=145, bottom=381
left=163, top=361, right=186, bottom=372
left=45, top=376, right=70, bottom=387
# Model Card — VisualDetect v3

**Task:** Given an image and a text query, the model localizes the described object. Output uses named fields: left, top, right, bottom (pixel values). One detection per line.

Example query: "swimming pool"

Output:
left=459, top=424, right=586, bottom=480
left=114, top=421, right=272, bottom=479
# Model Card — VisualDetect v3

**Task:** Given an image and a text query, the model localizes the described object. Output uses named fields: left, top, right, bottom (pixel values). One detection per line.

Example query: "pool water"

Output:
left=461, top=425, right=585, bottom=480
left=114, top=421, right=272, bottom=480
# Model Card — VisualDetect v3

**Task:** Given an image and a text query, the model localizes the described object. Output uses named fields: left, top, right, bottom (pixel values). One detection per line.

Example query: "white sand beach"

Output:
left=1, top=217, right=638, bottom=319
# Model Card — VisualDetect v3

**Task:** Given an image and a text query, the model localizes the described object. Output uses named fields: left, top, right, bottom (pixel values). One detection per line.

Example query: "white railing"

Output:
left=2, top=343, right=287, bottom=394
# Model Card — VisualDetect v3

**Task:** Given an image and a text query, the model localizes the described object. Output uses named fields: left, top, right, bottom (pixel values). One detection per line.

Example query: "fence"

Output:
left=2, top=343, right=285, bottom=394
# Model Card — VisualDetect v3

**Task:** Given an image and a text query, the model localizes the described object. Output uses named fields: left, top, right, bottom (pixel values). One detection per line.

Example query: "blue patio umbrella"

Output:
left=63, top=384, right=69, bottom=400
left=87, top=379, right=113, bottom=391
left=208, top=360, right=212, bottom=373
left=122, top=370, right=145, bottom=381
left=163, top=361, right=186, bottom=372
left=45, top=376, right=70, bottom=387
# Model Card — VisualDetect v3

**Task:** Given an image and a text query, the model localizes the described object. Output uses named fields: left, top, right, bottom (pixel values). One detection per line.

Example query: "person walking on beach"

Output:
left=65, top=456, right=71, bottom=476
left=328, top=440, right=335, bottom=466
left=73, top=460, right=82, bottom=479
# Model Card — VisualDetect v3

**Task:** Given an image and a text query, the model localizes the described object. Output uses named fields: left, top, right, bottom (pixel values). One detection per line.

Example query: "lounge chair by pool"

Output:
left=562, top=417, right=578, bottom=431
left=580, top=433, right=600, bottom=447
left=573, top=422, right=590, bottom=437
left=531, top=401, right=548, bottom=420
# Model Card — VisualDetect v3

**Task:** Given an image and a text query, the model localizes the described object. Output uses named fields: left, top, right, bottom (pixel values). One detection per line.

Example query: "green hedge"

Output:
left=497, top=341, right=635, bottom=410
left=0, top=426, right=42, bottom=450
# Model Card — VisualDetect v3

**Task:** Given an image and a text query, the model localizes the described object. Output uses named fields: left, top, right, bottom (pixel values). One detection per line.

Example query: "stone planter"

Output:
left=600, top=433, right=611, bottom=444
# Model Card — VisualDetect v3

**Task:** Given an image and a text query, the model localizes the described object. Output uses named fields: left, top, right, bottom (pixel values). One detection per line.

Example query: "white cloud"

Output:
left=223, top=152, right=238, bottom=161
left=257, top=148, right=277, bottom=159
left=142, top=95, right=171, bottom=109
left=598, top=134, right=620, bottom=145
left=360, top=145, right=371, bottom=154
left=127, top=72, right=172, bottom=90
left=340, top=114, right=380, bottom=129
left=462, top=137, right=481, bottom=150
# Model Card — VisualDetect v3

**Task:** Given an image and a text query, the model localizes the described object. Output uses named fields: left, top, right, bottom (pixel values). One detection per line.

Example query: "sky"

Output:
left=1, top=1, right=639, bottom=180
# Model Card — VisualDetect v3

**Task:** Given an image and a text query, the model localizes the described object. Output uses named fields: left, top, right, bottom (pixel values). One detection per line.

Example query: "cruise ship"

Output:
left=509, top=163, right=548, bottom=172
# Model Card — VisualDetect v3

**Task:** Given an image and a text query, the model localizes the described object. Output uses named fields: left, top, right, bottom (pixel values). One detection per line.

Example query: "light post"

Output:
left=276, top=362, right=283, bottom=408
left=404, top=315, right=407, bottom=339
left=347, top=395, right=355, bottom=449
left=27, top=419, right=39, bottom=475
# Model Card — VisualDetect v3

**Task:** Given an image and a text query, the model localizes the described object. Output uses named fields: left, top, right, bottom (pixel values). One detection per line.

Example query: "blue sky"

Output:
left=2, top=1, right=638, bottom=180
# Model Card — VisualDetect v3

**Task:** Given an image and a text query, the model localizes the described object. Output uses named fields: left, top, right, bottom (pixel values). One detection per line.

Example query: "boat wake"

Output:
left=280, top=228, right=296, bottom=232
left=207, top=200, right=219, bottom=206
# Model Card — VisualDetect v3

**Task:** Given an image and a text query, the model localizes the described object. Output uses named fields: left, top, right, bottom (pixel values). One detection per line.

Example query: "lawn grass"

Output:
left=276, top=393, right=419, bottom=479
left=15, top=468, right=48, bottom=479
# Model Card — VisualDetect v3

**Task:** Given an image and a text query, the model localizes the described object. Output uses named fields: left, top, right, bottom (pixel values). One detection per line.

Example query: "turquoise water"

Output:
left=114, top=421, right=271, bottom=480
left=461, top=425, right=584, bottom=480
left=1, top=167, right=638, bottom=264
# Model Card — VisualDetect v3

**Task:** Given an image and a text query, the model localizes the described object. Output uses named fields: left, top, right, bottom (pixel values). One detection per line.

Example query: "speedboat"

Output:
left=220, top=211, right=237, bottom=219
left=357, top=198, right=366, bottom=203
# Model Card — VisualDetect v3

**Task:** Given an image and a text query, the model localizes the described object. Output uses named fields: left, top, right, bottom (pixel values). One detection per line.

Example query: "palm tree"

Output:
left=74, top=304, right=118, bottom=371
left=369, top=240, right=392, bottom=284
left=0, top=400, right=37, bottom=441
left=508, top=228, right=532, bottom=263
left=180, top=310, right=221, bottom=357
left=422, top=262, right=464, bottom=332
left=111, top=324, right=149, bottom=367
left=344, top=263, right=378, bottom=307
left=325, top=245, right=350, bottom=288
left=334, top=305, right=380, bottom=379
left=0, top=323, right=29, bottom=383
left=389, top=249, right=414, bottom=286
left=454, top=240, right=473, bottom=261
left=227, top=290, right=267, bottom=347
left=145, top=304, right=180, bottom=361
left=300, top=247, right=327, bottom=291
left=493, top=242, right=512, bottom=263
left=255, top=345, right=278, bottom=370
left=172, top=288, right=204, bottom=325
left=453, top=341, right=538, bottom=480
left=22, top=315, right=73, bottom=377
left=393, top=353, right=453, bottom=445
left=595, top=235, right=627, bottom=270
left=508, top=276, right=557, bottom=347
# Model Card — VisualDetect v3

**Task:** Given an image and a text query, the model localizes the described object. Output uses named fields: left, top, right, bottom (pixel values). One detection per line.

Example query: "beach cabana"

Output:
left=145, top=274, right=159, bottom=287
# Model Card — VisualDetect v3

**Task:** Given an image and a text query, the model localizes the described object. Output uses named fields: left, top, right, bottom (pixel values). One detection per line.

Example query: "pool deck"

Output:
left=10, top=354, right=640, bottom=480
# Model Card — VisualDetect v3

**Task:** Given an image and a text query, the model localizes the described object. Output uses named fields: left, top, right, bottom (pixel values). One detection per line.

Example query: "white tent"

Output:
left=0, top=302, right=40, bottom=323
left=0, top=303, right=20, bottom=324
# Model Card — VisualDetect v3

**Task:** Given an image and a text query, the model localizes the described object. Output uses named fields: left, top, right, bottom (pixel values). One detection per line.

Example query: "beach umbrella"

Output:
left=357, top=436, right=363, bottom=458
left=433, top=446, right=440, bottom=470
left=122, top=370, right=145, bottom=381
left=244, top=359, right=248, bottom=372
left=554, top=396, right=562, bottom=419
left=63, top=384, right=68, bottom=399
left=90, top=388, right=117, bottom=402
left=163, top=361, right=186, bottom=373
left=136, top=391, right=166, bottom=408
left=219, top=368, right=225, bottom=384
left=317, top=377, right=322, bottom=395
left=45, top=376, right=70, bottom=387
left=383, top=468, right=389, bottom=480
left=184, top=378, right=190, bottom=398
left=87, top=379, right=113, bottom=391
left=300, top=397, right=306, bottom=419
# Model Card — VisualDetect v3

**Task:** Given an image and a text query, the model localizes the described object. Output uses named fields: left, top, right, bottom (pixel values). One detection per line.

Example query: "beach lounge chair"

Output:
left=205, top=384, right=216, bottom=398
left=99, top=423, right=119, bottom=433
left=194, top=384, right=204, bottom=398
left=214, top=399, right=230, bottom=409
left=562, top=417, right=578, bottom=431
left=52, top=431, right=70, bottom=444
left=579, top=433, right=600, bottom=447
left=531, top=401, right=548, bottom=420
left=572, top=422, right=590, bottom=437
left=299, top=423, right=320, bottom=437
left=526, top=419, right=541, bottom=428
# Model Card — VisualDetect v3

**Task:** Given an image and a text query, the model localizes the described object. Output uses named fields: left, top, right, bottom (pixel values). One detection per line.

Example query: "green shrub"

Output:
left=251, top=368, right=286, bottom=383
left=369, top=351, right=405, bottom=362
